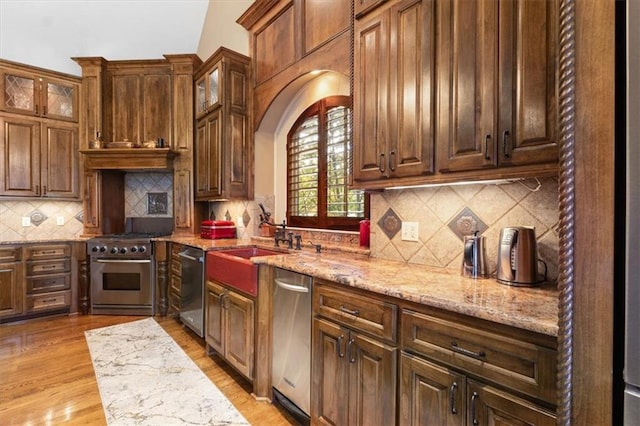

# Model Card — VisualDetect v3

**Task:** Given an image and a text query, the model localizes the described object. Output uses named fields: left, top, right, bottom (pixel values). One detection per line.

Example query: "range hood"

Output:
left=80, top=148, right=178, bottom=170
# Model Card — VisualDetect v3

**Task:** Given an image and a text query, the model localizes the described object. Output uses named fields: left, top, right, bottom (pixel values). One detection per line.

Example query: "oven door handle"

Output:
left=94, top=259, right=152, bottom=264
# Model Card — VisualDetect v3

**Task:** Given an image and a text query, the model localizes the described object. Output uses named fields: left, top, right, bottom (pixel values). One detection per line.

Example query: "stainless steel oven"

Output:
left=88, top=238, right=154, bottom=315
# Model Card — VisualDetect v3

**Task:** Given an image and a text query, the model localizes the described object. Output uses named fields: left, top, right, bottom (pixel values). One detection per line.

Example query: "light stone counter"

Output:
left=157, top=236, right=559, bottom=337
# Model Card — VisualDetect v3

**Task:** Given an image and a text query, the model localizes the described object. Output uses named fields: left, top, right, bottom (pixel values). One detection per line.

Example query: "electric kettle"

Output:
left=496, top=226, right=547, bottom=286
left=461, top=231, right=488, bottom=278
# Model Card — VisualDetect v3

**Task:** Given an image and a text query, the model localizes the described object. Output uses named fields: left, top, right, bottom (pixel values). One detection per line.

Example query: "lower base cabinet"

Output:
left=399, top=352, right=556, bottom=426
left=311, top=279, right=398, bottom=425
left=312, top=317, right=397, bottom=425
left=205, top=279, right=255, bottom=381
left=0, top=246, right=23, bottom=318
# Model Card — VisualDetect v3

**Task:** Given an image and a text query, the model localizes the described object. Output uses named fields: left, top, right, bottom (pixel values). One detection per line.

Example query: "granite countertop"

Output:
left=252, top=250, right=559, bottom=337
left=161, top=236, right=558, bottom=338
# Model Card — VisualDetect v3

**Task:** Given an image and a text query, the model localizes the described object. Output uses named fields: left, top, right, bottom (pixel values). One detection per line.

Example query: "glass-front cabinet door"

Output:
left=194, top=61, right=221, bottom=119
left=1, top=71, right=78, bottom=122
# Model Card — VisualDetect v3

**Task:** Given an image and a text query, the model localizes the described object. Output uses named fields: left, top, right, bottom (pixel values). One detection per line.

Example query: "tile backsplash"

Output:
left=0, top=200, right=84, bottom=241
left=369, top=177, right=559, bottom=282
left=124, top=172, right=173, bottom=218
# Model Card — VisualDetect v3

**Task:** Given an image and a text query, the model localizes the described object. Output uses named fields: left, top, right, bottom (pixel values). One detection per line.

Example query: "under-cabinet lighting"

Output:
left=385, top=178, right=524, bottom=191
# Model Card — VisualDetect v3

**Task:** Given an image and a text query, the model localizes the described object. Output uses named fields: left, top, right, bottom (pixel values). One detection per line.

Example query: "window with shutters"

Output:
left=287, top=96, right=369, bottom=231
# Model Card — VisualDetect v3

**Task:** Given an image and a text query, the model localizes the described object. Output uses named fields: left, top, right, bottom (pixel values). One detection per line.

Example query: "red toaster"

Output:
left=200, top=220, right=236, bottom=239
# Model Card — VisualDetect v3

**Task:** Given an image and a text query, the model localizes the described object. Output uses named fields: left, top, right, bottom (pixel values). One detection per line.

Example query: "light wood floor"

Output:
left=0, top=314, right=298, bottom=425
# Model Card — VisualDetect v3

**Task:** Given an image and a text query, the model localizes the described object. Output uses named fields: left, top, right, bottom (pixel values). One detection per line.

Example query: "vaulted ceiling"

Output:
left=0, top=0, right=210, bottom=75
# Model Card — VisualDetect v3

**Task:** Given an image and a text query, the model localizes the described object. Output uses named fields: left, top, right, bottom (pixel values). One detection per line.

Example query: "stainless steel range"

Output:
left=88, top=236, right=155, bottom=315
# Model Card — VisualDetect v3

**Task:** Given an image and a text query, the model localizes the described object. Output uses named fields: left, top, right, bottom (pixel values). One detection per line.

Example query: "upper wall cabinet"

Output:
left=195, top=63, right=220, bottom=119
left=353, top=0, right=435, bottom=183
left=436, top=0, right=559, bottom=173
left=0, top=60, right=80, bottom=199
left=351, top=0, right=559, bottom=189
left=0, top=61, right=79, bottom=122
left=194, top=48, right=253, bottom=201
left=103, top=62, right=172, bottom=145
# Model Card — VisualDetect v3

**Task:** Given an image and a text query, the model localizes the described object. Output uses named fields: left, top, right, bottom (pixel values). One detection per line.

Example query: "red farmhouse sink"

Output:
left=206, top=247, right=286, bottom=296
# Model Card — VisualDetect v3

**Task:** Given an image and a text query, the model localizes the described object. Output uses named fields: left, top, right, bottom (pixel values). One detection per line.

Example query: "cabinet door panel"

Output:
left=205, top=281, right=226, bottom=354
left=348, top=331, right=397, bottom=426
left=399, top=352, right=465, bottom=426
left=467, top=380, right=556, bottom=426
left=498, top=0, right=558, bottom=165
left=42, top=122, right=78, bottom=197
left=312, top=318, right=350, bottom=425
left=437, top=0, right=498, bottom=172
left=353, top=9, right=390, bottom=181
left=111, top=74, right=140, bottom=142
left=225, top=290, right=254, bottom=380
left=227, top=111, right=248, bottom=198
left=0, top=116, right=40, bottom=196
left=389, top=0, right=435, bottom=178
left=142, top=73, right=172, bottom=142
left=0, top=262, right=23, bottom=317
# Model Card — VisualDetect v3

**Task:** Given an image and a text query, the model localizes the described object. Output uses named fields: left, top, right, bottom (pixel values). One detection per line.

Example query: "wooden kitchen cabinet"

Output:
left=311, top=280, right=397, bottom=425
left=399, top=353, right=556, bottom=426
left=1, top=60, right=79, bottom=122
left=194, top=48, right=253, bottom=201
left=24, top=243, right=71, bottom=314
left=353, top=0, right=435, bottom=184
left=194, top=61, right=220, bottom=119
left=103, top=62, right=172, bottom=145
left=0, top=60, right=80, bottom=199
left=169, top=243, right=183, bottom=317
left=0, top=115, right=79, bottom=198
left=0, top=246, right=24, bottom=319
left=436, top=0, right=558, bottom=173
left=399, top=306, right=557, bottom=425
left=205, top=279, right=255, bottom=381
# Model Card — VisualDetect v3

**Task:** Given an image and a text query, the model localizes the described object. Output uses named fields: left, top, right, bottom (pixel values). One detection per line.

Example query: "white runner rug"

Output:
left=85, top=318, right=249, bottom=426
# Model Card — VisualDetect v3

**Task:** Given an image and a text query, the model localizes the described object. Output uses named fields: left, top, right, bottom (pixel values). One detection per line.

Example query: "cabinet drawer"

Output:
left=0, top=246, right=21, bottom=262
left=25, top=244, right=71, bottom=260
left=171, top=258, right=181, bottom=276
left=401, top=309, right=557, bottom=404
left=26, top=290, right=71, bottom=312
left=170, top=273, right=182, bottom=294
left=26, top=273, right=71, bottom=294
left=314, top=280, right=397, bottom=344
left=26, top=259, right=70, bottom=276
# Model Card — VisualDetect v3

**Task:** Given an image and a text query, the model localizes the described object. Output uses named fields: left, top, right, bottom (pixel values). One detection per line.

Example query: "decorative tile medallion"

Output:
left=147, top=192, right=168, bottom=215
left=242, top=210, right=251, bottom=228
left=29, top=209, right=47, bottom=226
left=377, top=208, right=402, bottom=240
left=447, top=206, right=487, bottom=240
left=75, top=211, right=84, bottom=223
left=225, top=210, right=232, bottom=221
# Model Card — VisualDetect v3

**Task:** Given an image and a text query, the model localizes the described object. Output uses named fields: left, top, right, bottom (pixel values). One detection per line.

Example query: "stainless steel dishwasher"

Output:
left=272, top=267, right=313, bottom=421
left=178, top=247, right=204, bottom=337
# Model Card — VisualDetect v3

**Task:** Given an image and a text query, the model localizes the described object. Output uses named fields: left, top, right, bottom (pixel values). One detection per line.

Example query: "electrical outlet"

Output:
left=22, top=216, right=31, bottom=227
left=401, top=221, right=419, bottom=241
left=56, top=216, right=65, bottom=226
left=236, top=217, right=244, bottom=228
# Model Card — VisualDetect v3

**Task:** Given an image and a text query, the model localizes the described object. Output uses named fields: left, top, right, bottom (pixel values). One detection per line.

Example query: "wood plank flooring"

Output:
left=0, top=314, right=298, bottom=425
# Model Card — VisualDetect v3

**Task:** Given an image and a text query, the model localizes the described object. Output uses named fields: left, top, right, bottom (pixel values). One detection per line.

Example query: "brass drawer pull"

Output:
left=450, top=341, right=486, bottom=359
left=339, top=305, right=360, bottom=317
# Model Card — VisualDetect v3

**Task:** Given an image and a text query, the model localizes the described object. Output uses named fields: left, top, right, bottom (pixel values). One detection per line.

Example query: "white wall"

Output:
left=0, top=0, right=211, bottom=75
left=197, top=0, right=253, bottom=59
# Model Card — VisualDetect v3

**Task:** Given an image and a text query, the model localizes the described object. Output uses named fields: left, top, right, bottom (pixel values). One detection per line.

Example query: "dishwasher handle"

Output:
left=179, top=251, right=203, bottom=262
left=274, top=278, right=309, bottom=293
